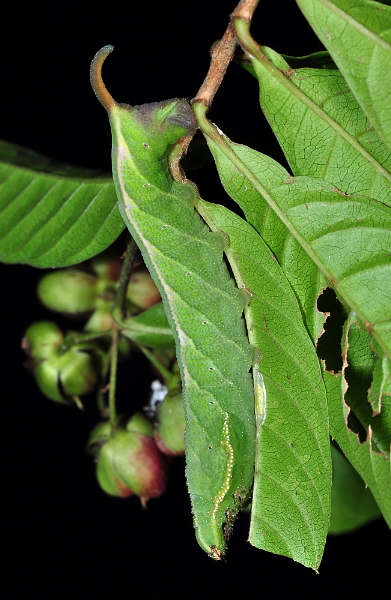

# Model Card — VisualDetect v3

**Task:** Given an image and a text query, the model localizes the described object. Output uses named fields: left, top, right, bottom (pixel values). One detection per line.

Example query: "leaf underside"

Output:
left=0, top=141, right=124, bottom=267
left=198, top=199, right=331, bottom=569
left=324, top=370, right=391, bottom=527
left=202, top=130, right=391, bottom=364
left=297, top=0, right=391, bottom=152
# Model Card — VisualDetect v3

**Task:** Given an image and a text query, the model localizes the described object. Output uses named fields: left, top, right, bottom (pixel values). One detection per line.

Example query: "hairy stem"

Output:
left=193, top=0, right=260, bottom=109
left=114, top=236, right=139, bottom=316
left=231, top=0, right=260, bottom=22
left=108, top=328, right=119, bottom=436
left=193, top=23, right=237, bottom=108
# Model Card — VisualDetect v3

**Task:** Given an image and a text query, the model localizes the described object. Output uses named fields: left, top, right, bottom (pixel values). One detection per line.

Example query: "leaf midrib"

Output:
left=234, top=19, right=391, bottom=184
left=318, top=0, right=391, bottom=52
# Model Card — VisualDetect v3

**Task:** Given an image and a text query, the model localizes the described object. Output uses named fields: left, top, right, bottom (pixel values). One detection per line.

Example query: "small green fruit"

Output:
left=153, top=393, right=185, bottom=456
left=23, top=324, right=100, bottom=405
left=37, top=269, right=100, bottom=314
left=84, top=300, right=132, bottom=359
left=84, top=299, right=114, bottom=332
left=23, top=321, right=63, bottom=361
left=126, top=412, right=154, bottom=436
left=34, top=344, right=99, bottom=405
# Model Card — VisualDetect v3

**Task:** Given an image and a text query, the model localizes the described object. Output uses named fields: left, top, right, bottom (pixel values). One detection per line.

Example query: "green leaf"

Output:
left=297, top=0, right=391, bottom=152
left=341, top=313, right=391, bottom=454
left=114, top=302, right=175, bottom=349
left=0, top=141, right=124, bottom=267
left=197, top=122, right=327, bottom=342
left=197, top=198, right=331, bottom=569
left=234, top=19, right=391, bottom=206
left=193, top=106, right=391, bottom=365
left=234, top=49, right=338, bottom=79
left=324, top=370, right=391, bottom=527
left=329, top=444, right=381, bottom=534
left=282, top=51, right=338, bottom=69
left=369, top=340, right=391, bottom=415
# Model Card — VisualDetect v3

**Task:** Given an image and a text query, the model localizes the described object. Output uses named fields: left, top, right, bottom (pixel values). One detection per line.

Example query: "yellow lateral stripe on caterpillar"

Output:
left=212, top=412, right=235, bottom=519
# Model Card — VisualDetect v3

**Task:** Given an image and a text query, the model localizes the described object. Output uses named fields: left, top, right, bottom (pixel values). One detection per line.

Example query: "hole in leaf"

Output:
left=316, top=287, right=345, bottom=373
left=343, top=320, right=376, bottom=443
left=346, top=410, right=367, bottom=443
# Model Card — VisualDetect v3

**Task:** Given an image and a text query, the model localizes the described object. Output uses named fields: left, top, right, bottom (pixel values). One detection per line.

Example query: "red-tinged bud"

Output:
left=153, top=393, right=185, bottom=455
left=23, top=321, right=63, bottom=362
left=96, top=413, right=167, bottom=503
left=37, top=269, right=100, bottom=314
left=90, top=249, right=123, bottom=282
left=126, top=269, right=161, bottom=310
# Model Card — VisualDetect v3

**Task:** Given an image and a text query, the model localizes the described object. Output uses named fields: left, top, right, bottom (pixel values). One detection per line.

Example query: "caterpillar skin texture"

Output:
left=91, top=47, right=255, bottom=559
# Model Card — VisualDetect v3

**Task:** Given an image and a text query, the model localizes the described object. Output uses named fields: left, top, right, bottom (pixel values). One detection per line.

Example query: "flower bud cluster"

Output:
left=37, top=251, right=161, bottom=334
left=23, top=321, right=100, bottom=406
left=22, top=246, right=185, bottom=506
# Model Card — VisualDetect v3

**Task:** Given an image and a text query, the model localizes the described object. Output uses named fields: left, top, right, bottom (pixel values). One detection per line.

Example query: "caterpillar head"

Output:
left=90, top=46, right=197, bottom=146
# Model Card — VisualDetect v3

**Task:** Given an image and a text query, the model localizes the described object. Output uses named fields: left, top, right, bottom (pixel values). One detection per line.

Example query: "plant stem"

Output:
left=193, top=0, right=260, bottom=109
left=59, top=329, right=112, bottom=354
left=114, top=236, right=138, bottom=316
left=173, top=0, right=260, bottom=173
left=105, top=237, right=138, bottom=432
left=137, top=344, right=173, bottom=385
left=108, top=328, right=119, bottom=436
left=193, top=23, right=237, bottom=108
left=97, top=351, right=113, bottom=418
left=231, top=0, right=260, bottom=22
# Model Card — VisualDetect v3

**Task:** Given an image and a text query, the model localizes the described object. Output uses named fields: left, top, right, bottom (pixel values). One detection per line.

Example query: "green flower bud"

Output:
left=34, top=360, right=68, bottom=404
left=153, top=393, right=185, bottom=456
left=125, top=412, right=154, bottom=436
left=96, top=413, right=167, bottom=504
left=23, top=321, right=63, bottom=361
left=84, top=299, right=114, bottom=332
left=31, top=341, right=99, bottom=405
left=85, top=420, right=112, bottom=456
left=57, top=343, right=99, bottom=396
left=37, top=269, right=100, bottom=314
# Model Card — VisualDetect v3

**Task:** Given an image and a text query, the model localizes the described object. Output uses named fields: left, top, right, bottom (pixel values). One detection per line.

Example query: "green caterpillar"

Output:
left=90, top=46, right=256, bottom=559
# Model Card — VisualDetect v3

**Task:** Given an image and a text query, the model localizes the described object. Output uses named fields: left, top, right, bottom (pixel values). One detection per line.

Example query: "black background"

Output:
left=2, top=1, right=389, bottom=597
